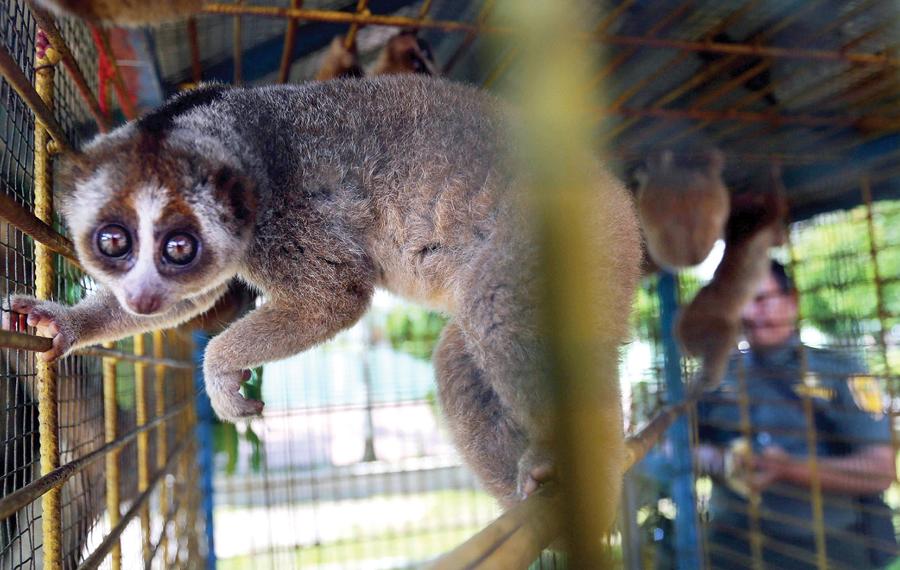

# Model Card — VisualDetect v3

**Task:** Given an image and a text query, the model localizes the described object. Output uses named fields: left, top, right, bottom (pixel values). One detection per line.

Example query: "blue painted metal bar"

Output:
left=657, top=272, right=700, bottom=570
left=192, top=331, right=217, bottom=570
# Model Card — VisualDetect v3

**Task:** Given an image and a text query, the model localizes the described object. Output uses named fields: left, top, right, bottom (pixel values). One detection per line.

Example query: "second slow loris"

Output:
left=636, top=149, right=730, bottom=270
left=9, top=76, right=641, bottom=509
left=675, top=182, right=787, bottom=394
left=315, top=31, right=437, bottom=81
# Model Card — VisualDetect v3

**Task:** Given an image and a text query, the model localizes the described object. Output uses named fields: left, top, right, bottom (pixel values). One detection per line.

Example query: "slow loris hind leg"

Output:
left=434, top=321, right=527, bottom=507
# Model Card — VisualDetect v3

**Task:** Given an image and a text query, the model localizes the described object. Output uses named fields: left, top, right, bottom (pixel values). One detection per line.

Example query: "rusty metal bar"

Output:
left=596, top=0, right=757, bottom=141
left=607, top=105, right=861, bottom=128
left=233, top=0, right=243, bottom=84
left=33, top=32, right=61, bottom=570
left=0, top=43, right=69, bottom=151
left=481, top=0, right=637, bottom=89
left=417, top=0, right=433, bottom=19
left=605, top=0, right=819, bottom=144
left=344, top=0, right=369, bottom=49
left=200, top=3, right=900, bottom=67
left=203, top=2, right=494, bottom=33
left=443, top=0, right=496, bottom=74
left=0, top=400, right=191, bottom=520
left=91, top=25, right=136, bottom=120
left=0, top=329, right=194, bottom=368
left=103, top=341, right=122, bottom=570
left=0, top=191, right=80, bottom=265
left=79, top=440, right=188, bottom=570
left=276, top=0, right=303, bottom=83
left=187, top=17, right=202, bottom=84
left=589, top=0, right=698, bottom=88
left=27, top=3, right=110, bottom=132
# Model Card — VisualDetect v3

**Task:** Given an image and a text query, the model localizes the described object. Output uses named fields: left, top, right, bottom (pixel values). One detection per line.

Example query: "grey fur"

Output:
left=11, top=76, right=641, bottom=506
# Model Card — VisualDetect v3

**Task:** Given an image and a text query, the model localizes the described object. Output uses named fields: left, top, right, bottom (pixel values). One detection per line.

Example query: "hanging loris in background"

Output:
left=371, top=30, right=438, bottom=76
left=675, top=169, right=788, bottom=395
left=33, top=0, right=203, bottom=25
left=635, top=148, right=730, bottom=270
left=314, top=36, right=366, bottom=82
left=7, top=76, right=642, bottom=517
left=315, top=30, right=437, bottom=81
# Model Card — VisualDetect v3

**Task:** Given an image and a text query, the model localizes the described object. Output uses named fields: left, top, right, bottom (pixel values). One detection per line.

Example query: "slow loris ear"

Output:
left=54, top=150, right=90, bottom=213
left=211, top=166, right=257, bottom=226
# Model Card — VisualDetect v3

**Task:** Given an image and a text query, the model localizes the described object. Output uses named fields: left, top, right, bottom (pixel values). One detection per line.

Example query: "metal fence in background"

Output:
left=0, top=2, right=206, bottom=568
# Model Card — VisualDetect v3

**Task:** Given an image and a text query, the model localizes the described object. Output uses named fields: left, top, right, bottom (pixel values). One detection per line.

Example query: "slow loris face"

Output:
left=60, top=124, right=256, bottom=316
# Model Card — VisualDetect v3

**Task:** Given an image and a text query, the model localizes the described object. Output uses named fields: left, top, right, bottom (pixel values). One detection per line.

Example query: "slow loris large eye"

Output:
left=163, top=232, right=198, bottom=265
left=96, top=224, right=131, bottom=258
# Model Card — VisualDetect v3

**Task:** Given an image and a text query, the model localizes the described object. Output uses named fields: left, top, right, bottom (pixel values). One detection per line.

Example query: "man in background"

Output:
left=696, top=260, right=897, bottom=569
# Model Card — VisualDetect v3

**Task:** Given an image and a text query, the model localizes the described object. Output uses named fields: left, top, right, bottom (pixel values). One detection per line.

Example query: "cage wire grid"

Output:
left=0, top=0, right=898, bottom=569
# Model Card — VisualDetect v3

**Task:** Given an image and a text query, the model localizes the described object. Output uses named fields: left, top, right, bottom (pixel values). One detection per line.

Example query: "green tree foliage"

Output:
left=385, top=307, right=448, bottom=361
left=790, top=201, right=899, bottom=340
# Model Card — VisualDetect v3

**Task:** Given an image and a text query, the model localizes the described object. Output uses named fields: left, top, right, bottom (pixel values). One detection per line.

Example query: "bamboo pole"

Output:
left=0, top=401, right=190, bottom=521
left=134, top=333, right=152, bottom=566
left=33, top=28, right=62, bottom=570
left=102, top=342, right=122, bottom=570
left=0, top=43, right=69, bottom=151
left=152, top=330, right=171, bottom=564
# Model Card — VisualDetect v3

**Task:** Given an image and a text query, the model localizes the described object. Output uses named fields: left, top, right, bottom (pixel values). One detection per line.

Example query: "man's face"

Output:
left=741, top=273, right=798, bottom=349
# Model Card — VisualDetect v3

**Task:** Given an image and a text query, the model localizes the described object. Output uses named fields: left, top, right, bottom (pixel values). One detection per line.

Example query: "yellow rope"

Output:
left=34, top=31, right=61, bottom=570
left=103, top=343, right=122, bottom=570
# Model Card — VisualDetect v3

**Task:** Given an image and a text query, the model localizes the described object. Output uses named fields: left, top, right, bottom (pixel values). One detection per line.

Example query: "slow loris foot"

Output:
left=518, top=446, right=556, bottom=498
left=204, top=367, right=264, bottom=421
left=7, top=296, right=77, bottom=361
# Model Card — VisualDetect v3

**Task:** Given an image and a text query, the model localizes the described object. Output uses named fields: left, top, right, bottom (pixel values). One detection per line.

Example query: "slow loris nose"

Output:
left=126, top=290, right=162, bottom=314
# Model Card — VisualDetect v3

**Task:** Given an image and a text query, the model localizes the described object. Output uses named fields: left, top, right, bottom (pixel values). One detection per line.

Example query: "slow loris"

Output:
left=8, top=76, right=641, bottom=508
left=675, top=179, right=787, bottom=395
left=636, top=149, right=730, bottom=270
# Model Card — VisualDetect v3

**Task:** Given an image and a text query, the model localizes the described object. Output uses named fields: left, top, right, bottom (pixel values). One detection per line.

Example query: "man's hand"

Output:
left=745, top=445, right=790, bottom=492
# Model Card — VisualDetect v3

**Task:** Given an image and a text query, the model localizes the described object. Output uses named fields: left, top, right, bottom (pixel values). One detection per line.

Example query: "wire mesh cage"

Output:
left=0, top=0, right=898, bottom=569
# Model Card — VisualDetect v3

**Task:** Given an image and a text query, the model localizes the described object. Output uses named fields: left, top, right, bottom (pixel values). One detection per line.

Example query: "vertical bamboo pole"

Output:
left=134, top=333, right=151, bottom=565
left=503, top=1, right=625, bottom=565
left=33, top=28, right=61, bottom=570
left=102, top=342, right=122, bottom=570
left=153, top=330, right=170, bottom=564
left=861, top=178, right=898, bottom=474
